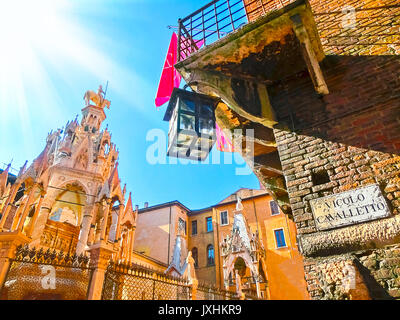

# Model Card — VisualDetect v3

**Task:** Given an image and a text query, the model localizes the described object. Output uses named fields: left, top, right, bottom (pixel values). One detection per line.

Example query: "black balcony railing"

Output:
left=177, top=0, right=284, bottom=61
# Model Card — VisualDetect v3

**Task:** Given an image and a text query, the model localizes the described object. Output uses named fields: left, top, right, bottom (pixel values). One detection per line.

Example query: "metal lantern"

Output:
left=163, top=88, right=219, bottom=161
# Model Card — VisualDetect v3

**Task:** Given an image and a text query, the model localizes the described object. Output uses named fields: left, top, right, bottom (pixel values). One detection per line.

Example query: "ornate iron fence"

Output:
left=102, top=261, right=191, bottom=300
left=102, top=261, right=240, bottom=300
left=197, top=282, right=238, bottom=300
left=0, top=245, right=93, bottom=300
left=177, top=0, right=285, bottom=61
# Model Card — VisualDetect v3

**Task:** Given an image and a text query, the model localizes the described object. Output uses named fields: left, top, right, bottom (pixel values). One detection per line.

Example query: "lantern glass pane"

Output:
left=169, top=107, right=178, bottom=135
left=180, top=98, right=196, bottom=113
left=180, top=114, right=195, bottom=131
left=200, top=104, right=214, bottom=117
left=199, top=117, right=214, bottom=135
left=168, top=129, right=176, bottom=148
left=177, top=132, right=193, bottom=146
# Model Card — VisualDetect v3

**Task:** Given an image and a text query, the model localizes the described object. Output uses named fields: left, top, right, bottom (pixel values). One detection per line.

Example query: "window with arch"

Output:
left=192, top=247, right=198, bottom=268
left=207, top=244, right=215, bottom=266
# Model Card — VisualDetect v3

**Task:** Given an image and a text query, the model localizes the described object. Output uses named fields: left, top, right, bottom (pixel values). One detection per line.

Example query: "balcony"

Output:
left=177, top=0, right=292, bottom=62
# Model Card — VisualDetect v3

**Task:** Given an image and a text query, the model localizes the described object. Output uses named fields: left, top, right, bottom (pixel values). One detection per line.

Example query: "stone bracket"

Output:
left=290, top=14, right=329, bottom=95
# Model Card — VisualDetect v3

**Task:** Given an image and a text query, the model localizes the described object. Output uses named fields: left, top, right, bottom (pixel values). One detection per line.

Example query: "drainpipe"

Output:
left=251, top=197, right=260, bottom=240
left=213, top=207, right=222, bottom=288
left=167, top=205, right=172, bottom=265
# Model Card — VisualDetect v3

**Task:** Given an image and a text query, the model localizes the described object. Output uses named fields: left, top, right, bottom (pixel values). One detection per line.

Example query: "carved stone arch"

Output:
left=110, top=187, right=123, bottom=205
left=56, top=179, right=90, bottom=197
left=50, top=180, right=90, bottom=226
left=224, top=251, right=258, bottom=287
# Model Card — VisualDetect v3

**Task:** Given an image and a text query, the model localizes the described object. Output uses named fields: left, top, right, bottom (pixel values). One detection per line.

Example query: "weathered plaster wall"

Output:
left=134, top=205, right=188, bottom=265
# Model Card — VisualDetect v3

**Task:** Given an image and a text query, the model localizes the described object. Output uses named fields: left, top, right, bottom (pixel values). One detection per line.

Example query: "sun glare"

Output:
left=0, top=0, right=148, bottom=159
left=0, top=0, right=67, bottom=73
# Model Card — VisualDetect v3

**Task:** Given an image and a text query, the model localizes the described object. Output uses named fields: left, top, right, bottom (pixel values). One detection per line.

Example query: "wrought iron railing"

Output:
left=102, top=260, right=191, bottom=300
left=197, top=281, right=238, bottom=300
left=177, top=0, right=286, bottom=61
left=102, top=260, right=239, bottom=300
left=0, top=245, right=92, bottom=300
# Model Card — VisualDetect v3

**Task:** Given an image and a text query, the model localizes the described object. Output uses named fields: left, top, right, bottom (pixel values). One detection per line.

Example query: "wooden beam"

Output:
left=290, top=14, right=329, bottom=95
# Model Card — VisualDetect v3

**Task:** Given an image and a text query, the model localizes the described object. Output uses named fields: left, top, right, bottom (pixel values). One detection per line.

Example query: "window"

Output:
left=220, top=211, right=229, bottom=225
left=192, top=248, right=198, bottom=268
left=206, top=217, right=213, bottom=232
left=178, top=218, right=186, bottom=235
left=274, top=229, right=287, bottom=248
left=191, top=220, right=197, bottom=235
left=207, top=245, right=215, bottom=266
left=270, top=201, right=280, bottom=216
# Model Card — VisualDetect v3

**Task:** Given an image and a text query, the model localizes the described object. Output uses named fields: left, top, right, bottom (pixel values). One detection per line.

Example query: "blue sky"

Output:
left=0, top=0, right=260, bottom=210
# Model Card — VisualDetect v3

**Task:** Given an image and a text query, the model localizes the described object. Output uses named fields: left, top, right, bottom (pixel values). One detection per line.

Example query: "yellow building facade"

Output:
left=134, top=188, right=310, bottom=300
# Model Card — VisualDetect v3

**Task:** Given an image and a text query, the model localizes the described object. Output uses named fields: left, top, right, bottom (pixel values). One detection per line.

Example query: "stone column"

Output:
left=10, top=204, right=24, bottom=232
left=100, top=200, right=111, bottom=241
left=87, top=241, right=115, bottom=300
left=0, top=182, right=22, bottom=230
left=127, top=229, right=134, bottom=264
left=114, top=204, right=124, bottom=243
left=16, top=184, right=38, bottom=232
left=0, top=232, right=30, bottom=289
left=28, top=196, right=54, bottom=247
left=87, top=225, right=96, bottom=246
left=25, top=192, right=46, bottom=238
left=76, top=204, right=95, bottom=255
left=255, top=279, right=261, bottom=299
left=191, top=279, right=199, bottom=300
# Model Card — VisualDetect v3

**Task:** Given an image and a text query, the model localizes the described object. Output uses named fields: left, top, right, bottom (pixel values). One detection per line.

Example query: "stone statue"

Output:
left=236, top=196, right=243, bottom=211
left=84, top=85, right=111, bottom=110
left=185, top=251, right=197, bottom=283
left=235, top=269, right=245, bottom=300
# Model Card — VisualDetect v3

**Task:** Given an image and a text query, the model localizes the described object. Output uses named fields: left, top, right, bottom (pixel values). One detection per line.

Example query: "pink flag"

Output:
left=155, top=33, right=182, bottom=107
left=155, top=33, right=205, bottom=107
left=216, top=123, right=234, bottom=153
left=180, top=37, right=205, bottom=60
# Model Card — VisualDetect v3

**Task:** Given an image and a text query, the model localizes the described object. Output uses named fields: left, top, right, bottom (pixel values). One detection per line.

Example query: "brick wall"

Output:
left=244, top=0, right=400, bottom=55
left=270, top=55, right=400, bottom=155
left=274, top=130, right=400, bottom=236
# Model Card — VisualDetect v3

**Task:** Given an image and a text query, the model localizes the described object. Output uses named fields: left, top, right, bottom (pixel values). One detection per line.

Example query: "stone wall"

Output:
left=273, top=127, right=400, bottom=299
left=303, top=245, right=400, bottom=299
left=359, top=245, right=400, bottom=299
left=304, top=255, right=371, bottom=300
left=242, top=0, right=400, bottom=300
left=274, top=130, right=400, bottom=237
